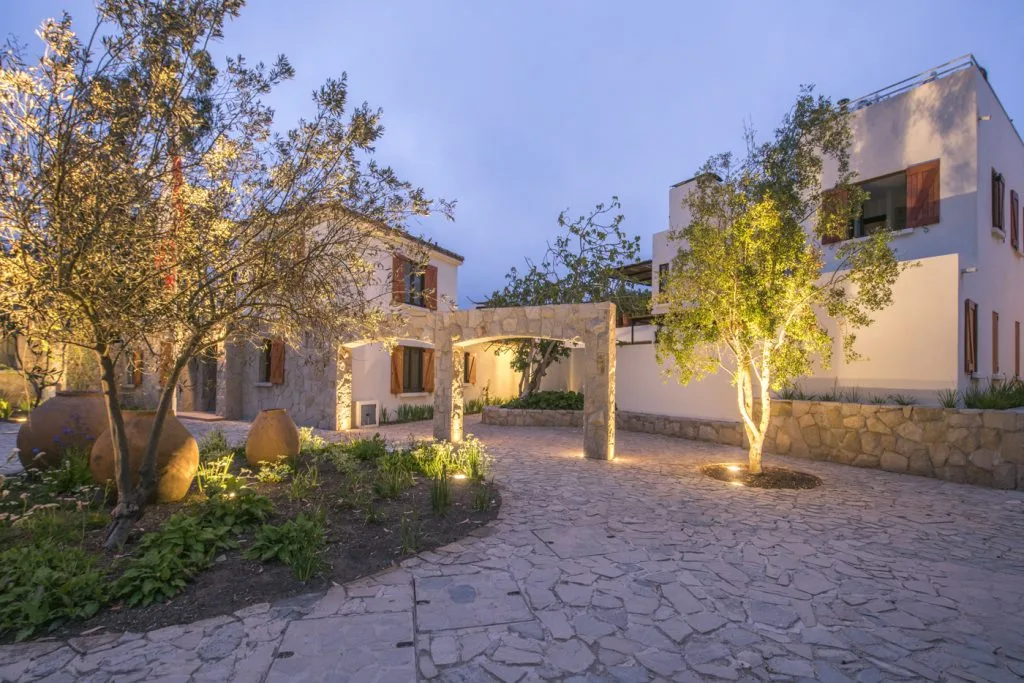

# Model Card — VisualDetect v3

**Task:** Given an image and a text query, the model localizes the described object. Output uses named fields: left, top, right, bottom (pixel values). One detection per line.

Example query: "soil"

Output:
left=702, top=463, right=823, bottom=490
left=53, top=449, right=501, bottom=638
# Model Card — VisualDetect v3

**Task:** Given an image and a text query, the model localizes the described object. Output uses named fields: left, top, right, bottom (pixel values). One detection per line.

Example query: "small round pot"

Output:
left=16, top=391, right=108, bottom=470
left=90, top=411, right=199, bottom=503
left=245, top=409, right=300, bottom=466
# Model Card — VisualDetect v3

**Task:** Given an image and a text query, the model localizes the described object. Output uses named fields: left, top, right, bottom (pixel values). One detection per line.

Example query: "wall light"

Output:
left=961, top=266, right=978, bottom=275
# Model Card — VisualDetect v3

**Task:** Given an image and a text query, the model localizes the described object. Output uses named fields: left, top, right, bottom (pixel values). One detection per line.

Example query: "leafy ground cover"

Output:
left=503, top=390, right=584, bottom=411
left=0, top=428, right=499, bottom=641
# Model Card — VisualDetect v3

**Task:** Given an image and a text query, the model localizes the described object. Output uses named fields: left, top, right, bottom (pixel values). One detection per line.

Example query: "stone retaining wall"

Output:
left=765, top=400, right=1023, bottom=490
left=484, top=401, right=1024, bottom=490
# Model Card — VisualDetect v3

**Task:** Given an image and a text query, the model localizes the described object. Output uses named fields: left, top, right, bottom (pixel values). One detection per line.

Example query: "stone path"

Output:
left=3, top=416, right=1024, bottom=681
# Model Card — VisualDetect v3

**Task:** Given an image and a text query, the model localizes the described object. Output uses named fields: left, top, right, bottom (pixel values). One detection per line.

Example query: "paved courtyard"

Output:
left=3, top=416, right=1024, bottom=682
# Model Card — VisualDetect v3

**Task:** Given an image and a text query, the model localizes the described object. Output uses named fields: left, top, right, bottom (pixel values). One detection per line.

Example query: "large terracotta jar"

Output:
left=16, top=391, right=108, bottom=470
left=90, top=411, right=199, bottom=503
left=245, top=409, right=300, bottom=466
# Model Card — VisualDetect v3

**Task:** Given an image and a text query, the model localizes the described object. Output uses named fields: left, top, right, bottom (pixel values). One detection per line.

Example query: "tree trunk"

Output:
left=97, top=352, right=133, bottom=509
left=734, top=365, right=764, bottom=475
left=524, top=341, right=557, bottom=397
left=103, top=343, right=190, bottom=549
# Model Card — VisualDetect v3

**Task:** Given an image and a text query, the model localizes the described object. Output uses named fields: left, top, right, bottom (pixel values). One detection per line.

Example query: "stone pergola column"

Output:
left=335, top=345, right=353, bottom=431
left=582, top=305, right=616, bottom=460
left=432, top=335, right=464, bottom=443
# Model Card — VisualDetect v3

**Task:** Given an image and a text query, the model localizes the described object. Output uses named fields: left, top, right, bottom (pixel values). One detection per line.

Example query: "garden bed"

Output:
left=0, top=430, right=500, bottom=642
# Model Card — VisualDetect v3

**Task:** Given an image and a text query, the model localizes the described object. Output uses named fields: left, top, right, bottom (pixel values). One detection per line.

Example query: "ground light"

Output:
left=727, top=465, right=742, bottom=473
left=452, top=473, right=467, bottom=480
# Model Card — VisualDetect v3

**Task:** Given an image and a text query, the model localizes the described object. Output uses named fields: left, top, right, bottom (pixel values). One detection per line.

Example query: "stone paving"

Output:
left=2, top=416, right=1024, bottom=681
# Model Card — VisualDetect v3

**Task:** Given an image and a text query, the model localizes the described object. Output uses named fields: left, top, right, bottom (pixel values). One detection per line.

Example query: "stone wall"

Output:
left=481, top=407, right=583, bottom=428
left=765, top=400, right=1023, bottom=490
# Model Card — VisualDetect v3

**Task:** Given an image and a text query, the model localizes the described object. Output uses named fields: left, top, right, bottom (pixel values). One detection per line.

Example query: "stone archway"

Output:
left=432, top=303, right=616, bottom=460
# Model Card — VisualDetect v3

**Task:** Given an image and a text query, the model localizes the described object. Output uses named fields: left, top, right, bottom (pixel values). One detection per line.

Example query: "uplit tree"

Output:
left=0, top=0, right=450, bottom=546
left=483, top=198, right=646, bottom=396
left=656, top=89, right=903, bottom=474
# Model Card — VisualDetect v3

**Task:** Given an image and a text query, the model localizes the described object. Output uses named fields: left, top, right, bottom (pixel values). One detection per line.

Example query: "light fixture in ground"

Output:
left=729, top=480, right=744, bottom=487
left=452, top=473, right=467, bottom=480
left=727, top=465, right=742, bottom=473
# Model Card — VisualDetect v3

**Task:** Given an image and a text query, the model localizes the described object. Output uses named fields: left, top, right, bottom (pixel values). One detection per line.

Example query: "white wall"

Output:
left=462, top=343, right=521, bottom=403
left=616, top=343, right=738, bottom=420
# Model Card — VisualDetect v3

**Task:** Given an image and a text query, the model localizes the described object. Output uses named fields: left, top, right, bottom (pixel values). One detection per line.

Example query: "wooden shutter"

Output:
left=468, top=354, right=477, bottom=385
left=1012, top=190, right=1020, bottom=251
left=905, top=159, right=940, bottom=228
left=993, top=171, right=1005, bottom=229
left=159, top=341, right=173, bottom=386
left=422, top=348, right=435, bottom=393
left=1016, top=321, right=1020, bottom=378
left=819, top=187, right=848, bottom=245
left=425, top=265, right=438, bottom=310
left=269, top=338, right=285, bottom=384
left=390, top=347, right=403, bottom=394
left=993, top=311, right=1000, bottom=375
left=391, top=254, right=405, bottom=305
left=965, top=299, right=977, bottom=374
left=132, top=349, right=143, bottom=387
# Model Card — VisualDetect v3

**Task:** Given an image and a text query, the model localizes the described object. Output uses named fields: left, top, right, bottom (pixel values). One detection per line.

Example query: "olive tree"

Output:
left=483, top=198, right=647, bottom=396
left=656, top=89, right=903, bottom=474
left=0, top=0, right=450, bottom=547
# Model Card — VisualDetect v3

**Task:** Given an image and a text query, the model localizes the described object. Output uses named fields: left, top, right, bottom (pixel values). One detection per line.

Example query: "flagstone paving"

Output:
left=3, top=416, right=1024, bottom=681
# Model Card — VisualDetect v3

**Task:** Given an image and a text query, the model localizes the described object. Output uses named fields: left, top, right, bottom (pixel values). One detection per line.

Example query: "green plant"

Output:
left=362, top=501, right=384, bottom=524
left=344, top=434, right=388, bottom=462
left=202, top=489, right=273, bottom=533
left=0, top=399, right=12, bottom=420
left=430, top=470, right=451, bottom=516
left=255, top=460, right=294, bottom=484
left=0, top=543, right=108, bottom=640
left=869, top=395, right=887, bottom=405
left=198, top=429, right=230, bottom=459
left=503, top=390, right=584, bottom=411
left=289, top=464, right=320, bottom=501
left=411, top=437, right=489, bottom=481
left=937, top=388, right=960, bottom=409
left=298, top=426, right=329, bottom=454
left=395, top=403, right=433, bottom=423
left=379, top=407, right=392, bottom=424
left=197, top=453, right=236, bottom=495
left=373, top=468, right=412, bottom=499
left=399, top=513, right=419, bottom=554
left=246, top=512, right=327, bottom=581
left=885, top=393, right=918, bottom=406
left=43, top=445, right=94, bottom=495
left=472, top=485, right=492, bottom=512
left=16, top=399, right=32, bottom=415
left=776, top=383, right=813, bottom=401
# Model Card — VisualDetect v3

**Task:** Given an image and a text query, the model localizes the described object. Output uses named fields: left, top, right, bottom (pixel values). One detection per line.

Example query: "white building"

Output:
left=555, top=55, right=1024, bottom=422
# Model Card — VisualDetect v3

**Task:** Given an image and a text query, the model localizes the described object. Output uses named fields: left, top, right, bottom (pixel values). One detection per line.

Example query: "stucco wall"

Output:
left=462, top=343, right=520, bottom=404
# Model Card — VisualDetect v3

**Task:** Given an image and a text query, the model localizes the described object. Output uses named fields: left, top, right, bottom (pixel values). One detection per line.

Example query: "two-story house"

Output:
left=557, top=55, right=1024, bottom=422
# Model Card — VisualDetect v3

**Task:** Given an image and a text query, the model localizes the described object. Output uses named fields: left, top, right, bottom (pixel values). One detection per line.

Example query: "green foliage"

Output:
left=503, top=390, right=583, bottom=411
left=399, top=513, right=419, bottom=554
left=0, top=399, right=12, bottom=420
left=343, top=434, right=388, bottom=462
left=885, top=393, right=917, bottom=406
left=288, top=464, right=320, bottom=501
left=393, top=404, right=433, bottom=423
left=411, top=437, right=489, bottom=481
left=472, top=484, right=492, bottom=512
left=936, top=388, right=961, bottom=408
left=42, top=445, right=94, bottom=495
left=0, top=544, right=107, bottom=640
left=373, top=451, right=416, bottom=499
left=430, top=472, right=451, bottom=516
left=8, top=507, right=102, bottom=547
left=484, top=197, right=645, bottom=396
left=255, top=461, right=294, bottom=484
left=362, top=501, right=384, bottom=524
left=776, top=384, right=813, bottom=401
left=114, top=490, right=271, bottom=608
left=963, top=380, right=1024, bottom=410
left=298, top=427, right=329, bottom=454
left=379, top=407, right=392, bottom=424
left=656, top=88, right=904, bottom=471
left=198, top=429, right=231, bottom=459
left=196, top=453, right=237, bottom=496
left=246, top=512, right=327, bottom=581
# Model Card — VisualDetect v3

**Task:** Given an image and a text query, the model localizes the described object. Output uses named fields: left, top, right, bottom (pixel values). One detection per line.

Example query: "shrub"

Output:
left=201, top=489, right=273, bottom=533
left=0, top=399, right=12, bottom=420
left=298, top=427, right=329, bottom=454
left=963, top=380, right=1024, bottom=410
left=0, top=544, right=108, bottom=640
left=43, top=445, right=94, bottom=495
left=503, top=390, right=583, bottom=411
left=246, top=512, right=327, bottom=581
left=885, top=393, right=917, bottom=406
left=288, top=464, right=320, bottom=501
left=936, top=388, right=960, bottom=408
left=344, top=434, right=388, bottom=462
left=373, top=451, right=416, bottom=499
left=776, top=384, right=813, bottom=401
left=430, top=472, right=451, bottom=516
left=198, top=429, right=230, bottom=459
left=197, top=452, right=237, bottom=495
left=255, top=460, right=293, bottom=484
left=395, top=404, right=433, bottom=423
left=472, top=484, right=492, bottom=512
left=412, top=437, right=489, bottom=481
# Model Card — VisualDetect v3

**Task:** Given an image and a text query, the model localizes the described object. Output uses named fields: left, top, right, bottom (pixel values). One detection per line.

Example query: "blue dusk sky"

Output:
left=4, top=1, right=1024, bottom=307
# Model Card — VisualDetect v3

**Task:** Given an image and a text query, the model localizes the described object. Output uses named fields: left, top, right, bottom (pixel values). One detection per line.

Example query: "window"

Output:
left=993, top=311, right=1000, bottom=375
left=658, top=263, right=669, bottom=288
left=1015, top=321, right=1020, bottom=378
left=125, top=349, right=143, bottom=387
left=993, top=170, right=1006, bottom=230
left=965, top=300, right=978, bottom=375
left=258, top=338, right=285, bottom=384
left=403, top=347, right=424, bottom=392
left=404, top=261, right=426, bottom=307
left=463, top=352, right=471, bottom=384
left=849, top=172, right=908, bottom=239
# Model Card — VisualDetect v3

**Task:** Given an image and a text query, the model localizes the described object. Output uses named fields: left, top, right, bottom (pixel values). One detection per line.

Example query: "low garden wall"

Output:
left=482, top=401, right=1024, bottom=490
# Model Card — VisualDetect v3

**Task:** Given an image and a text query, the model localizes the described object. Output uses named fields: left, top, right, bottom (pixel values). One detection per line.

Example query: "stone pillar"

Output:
left=216, top=341, right=244, bottom=420
left=335, top=345, right=353, bottom=431
left=582, top=305, right=616, bottom=460
left=432, top=335, right=463, bottom=443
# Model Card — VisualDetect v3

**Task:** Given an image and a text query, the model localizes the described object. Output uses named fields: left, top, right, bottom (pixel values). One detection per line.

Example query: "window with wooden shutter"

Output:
left=992, top=170, right=1005, bottom=230
left=1012, top=190, right=1020, bottom=252
left=422, top=348, right=435, bottom=393
left=390, top=347, right=404, bottom=394
left=391, top=254, right=406, bottom=305
left=269, top=339, right=285, bottom=384
left=905, top=159, right=940, bottom=228
left=993, top=311, right=1000, bottom=375
left=424, top=265, right=438, bottom=311
left=965, top=299, right=978, bottom=374
left=1015, top=321, right=1020, bottom=377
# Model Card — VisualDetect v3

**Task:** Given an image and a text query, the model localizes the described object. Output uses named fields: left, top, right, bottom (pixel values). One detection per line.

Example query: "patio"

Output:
left=3, top=416, right=1024, bottom=681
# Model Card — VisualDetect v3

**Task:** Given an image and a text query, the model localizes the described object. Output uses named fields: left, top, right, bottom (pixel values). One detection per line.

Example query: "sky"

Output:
left=5, top=1, right=1024, bottom=307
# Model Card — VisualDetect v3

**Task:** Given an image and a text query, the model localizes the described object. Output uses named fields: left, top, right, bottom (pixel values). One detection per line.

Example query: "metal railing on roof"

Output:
left=846, top=54, right=978, bottom=112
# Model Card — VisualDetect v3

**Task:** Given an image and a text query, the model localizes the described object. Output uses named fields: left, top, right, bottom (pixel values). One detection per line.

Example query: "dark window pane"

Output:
left=403, top=347, right=423, bottom=392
